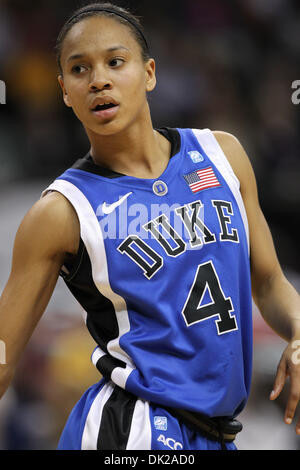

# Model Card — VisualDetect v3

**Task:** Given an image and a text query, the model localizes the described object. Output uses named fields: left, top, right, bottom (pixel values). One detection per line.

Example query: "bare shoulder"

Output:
left=213, top=130, right=248, bottom=174
left=212, top=130, right=257, bottom=197
left=15, top=190, right=80, bottom=258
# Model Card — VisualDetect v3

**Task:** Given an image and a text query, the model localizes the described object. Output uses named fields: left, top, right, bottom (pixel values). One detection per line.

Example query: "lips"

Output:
left=90, top=96, right=120, bottom=120
left=90, top=96, right=119, bottom=111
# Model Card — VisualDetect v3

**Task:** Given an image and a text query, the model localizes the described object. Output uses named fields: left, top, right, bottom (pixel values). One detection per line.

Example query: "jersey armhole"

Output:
left=60, top=238, right=85, bottom=281
left=192, top=128, right=250, bottom=256
left=40, top=187, right=84, bottom=280
left=192, top=128, right=241, bottom=189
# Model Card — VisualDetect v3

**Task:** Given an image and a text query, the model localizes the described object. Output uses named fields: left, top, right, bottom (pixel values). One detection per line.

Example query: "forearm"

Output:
left=0, top=279, right=46, bottom=399
left=0, top=257, right=63, bottom=399
left=253, top=271, right=300, bottom=342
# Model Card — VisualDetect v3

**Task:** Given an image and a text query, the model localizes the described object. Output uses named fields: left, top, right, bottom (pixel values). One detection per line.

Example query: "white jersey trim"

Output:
left=41, top=181, right=136, bottom=377
left=192, top=128, right=250, bottom=255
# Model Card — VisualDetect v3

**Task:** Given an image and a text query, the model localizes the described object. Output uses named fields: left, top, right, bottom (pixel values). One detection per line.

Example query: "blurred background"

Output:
left=0, top=0, right=299, bottom=450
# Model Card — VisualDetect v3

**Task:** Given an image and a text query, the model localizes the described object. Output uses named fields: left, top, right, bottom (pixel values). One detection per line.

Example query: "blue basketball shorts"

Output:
left=57, top=379, right=237, bottom=451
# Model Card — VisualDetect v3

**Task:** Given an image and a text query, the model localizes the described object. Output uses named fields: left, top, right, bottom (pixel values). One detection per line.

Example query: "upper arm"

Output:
left=0, top=191, right=80, bottom=368
left=213, top=131, right=284, bottom=302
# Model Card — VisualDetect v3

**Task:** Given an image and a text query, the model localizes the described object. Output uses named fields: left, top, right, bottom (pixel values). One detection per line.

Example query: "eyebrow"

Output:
left=67, top=46, right=130, bottom=62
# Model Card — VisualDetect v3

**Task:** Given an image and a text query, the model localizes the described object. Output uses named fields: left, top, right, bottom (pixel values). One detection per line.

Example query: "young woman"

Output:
left=0, top=2, right=300, bottom=451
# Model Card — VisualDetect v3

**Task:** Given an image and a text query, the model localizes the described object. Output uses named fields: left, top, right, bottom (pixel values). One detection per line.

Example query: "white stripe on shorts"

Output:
left=126, top=399, right=152, bottom=450
left=81, top=382, right=115, bottom=450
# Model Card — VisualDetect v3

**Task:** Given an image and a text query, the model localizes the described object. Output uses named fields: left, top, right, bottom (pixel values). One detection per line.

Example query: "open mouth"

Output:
left=93, top=103, right=117, bottom=111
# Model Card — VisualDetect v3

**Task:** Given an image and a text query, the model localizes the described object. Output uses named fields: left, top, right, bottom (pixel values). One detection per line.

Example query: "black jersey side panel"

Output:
left=61, top=240, right=121, bottom=362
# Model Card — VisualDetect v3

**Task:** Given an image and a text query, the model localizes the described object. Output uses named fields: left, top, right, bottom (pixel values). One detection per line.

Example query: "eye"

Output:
left=71, top=65, right=87, bottom=74
left=109, top=58, right=125, bottom=68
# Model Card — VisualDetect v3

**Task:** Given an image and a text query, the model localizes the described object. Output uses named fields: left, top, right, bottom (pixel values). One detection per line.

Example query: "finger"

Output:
left=270, top=358, right=287, bottom=400
left=284, top=373, right=300, bottom=425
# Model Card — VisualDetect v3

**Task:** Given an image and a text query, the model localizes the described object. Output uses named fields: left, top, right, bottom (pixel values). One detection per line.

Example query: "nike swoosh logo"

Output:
left=102, top=192, right=132, bottom=214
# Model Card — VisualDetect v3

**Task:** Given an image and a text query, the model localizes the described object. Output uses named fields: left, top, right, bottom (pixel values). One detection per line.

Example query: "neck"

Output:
left=85, top=110, right=171, bottom=179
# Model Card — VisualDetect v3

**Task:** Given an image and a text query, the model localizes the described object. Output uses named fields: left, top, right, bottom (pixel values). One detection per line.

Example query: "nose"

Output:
left=89, top=67, right=113, bottom=92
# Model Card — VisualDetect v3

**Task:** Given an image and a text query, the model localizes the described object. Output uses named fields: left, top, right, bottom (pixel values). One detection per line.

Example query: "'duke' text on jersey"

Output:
left=116, top=198, right=240, bottom=279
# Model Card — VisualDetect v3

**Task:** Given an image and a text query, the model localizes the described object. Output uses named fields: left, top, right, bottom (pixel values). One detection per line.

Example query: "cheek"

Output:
left=64, top=84, right=90, bottom=123
left=119, top=67, right=147, bottom=99
left=64, top=78, right=86, bottom=107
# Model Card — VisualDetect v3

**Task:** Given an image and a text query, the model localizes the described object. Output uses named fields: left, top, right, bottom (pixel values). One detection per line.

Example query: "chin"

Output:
left=83, top=118, right=120, bottom=137
left=95, top=122, right=125, bottom=136
left=87, top=115, right=138, bottom=138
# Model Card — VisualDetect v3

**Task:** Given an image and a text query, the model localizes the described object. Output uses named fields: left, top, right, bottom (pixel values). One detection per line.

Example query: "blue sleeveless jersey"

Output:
left=43, top=128, right=253, bottom=419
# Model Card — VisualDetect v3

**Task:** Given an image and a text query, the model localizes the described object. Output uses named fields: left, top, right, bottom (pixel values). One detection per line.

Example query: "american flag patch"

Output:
left=183, top=167, right=221, bottom=193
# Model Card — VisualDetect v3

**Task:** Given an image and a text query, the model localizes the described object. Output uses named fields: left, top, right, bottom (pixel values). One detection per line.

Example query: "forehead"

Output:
left=61, top=15, right=140, bottom=61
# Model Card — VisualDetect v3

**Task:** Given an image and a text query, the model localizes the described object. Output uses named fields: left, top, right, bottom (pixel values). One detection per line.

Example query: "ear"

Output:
left=145, top=58, right=156, bottom=92
left=57, top=75, right=72, bottom=108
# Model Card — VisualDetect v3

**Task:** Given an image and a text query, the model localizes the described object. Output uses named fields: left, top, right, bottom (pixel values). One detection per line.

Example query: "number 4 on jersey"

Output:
left=182, top=261, right=238, bottom=335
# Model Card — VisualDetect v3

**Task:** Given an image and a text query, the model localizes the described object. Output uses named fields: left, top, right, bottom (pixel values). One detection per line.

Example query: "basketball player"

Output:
left=0, top=2, right=300, bottom=451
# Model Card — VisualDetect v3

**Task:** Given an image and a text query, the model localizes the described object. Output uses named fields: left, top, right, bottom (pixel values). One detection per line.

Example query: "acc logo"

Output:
left=157, top=434, right=183, bottom=450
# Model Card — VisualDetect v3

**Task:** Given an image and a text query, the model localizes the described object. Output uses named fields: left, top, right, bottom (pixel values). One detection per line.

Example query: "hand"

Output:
left=270, top=339, right=300, bottom=434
